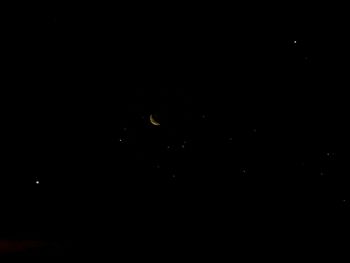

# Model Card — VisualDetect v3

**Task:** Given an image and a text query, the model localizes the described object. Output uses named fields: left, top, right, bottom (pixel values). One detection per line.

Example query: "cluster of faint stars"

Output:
left=113, top=114, right=261, bottom=180
left=112, top=112, right=339, bottom=188
left=102, top=40, right=344, bottom=206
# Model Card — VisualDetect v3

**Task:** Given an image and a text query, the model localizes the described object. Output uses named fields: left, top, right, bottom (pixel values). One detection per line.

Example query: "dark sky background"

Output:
left=0, top=3, right=348, bottom=257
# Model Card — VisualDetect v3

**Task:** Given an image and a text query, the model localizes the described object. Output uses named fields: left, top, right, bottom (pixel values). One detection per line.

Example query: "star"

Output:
left=36, top=180, right=40, bottom=185
left=293, top=40, right=297, bottom=44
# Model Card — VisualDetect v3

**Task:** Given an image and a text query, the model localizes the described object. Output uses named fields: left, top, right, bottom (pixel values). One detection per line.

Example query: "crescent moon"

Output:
left=150, top=114, right=160, bottom=126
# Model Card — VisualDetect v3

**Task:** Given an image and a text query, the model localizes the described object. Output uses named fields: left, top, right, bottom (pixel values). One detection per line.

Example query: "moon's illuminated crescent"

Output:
left=150, top=114, right=160, bottom=126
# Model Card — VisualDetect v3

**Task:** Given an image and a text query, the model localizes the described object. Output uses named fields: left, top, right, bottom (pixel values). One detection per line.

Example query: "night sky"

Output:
left=0, top=4, right=348, bottom=257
